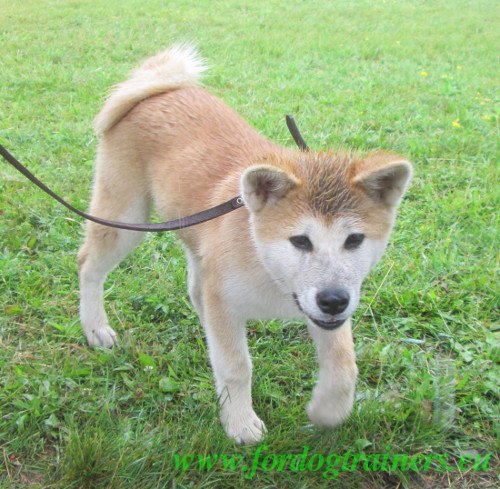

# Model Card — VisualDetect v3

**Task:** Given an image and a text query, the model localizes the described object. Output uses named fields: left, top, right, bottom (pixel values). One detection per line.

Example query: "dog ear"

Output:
left=352, top=152, right=413, bottom=206
left=241, top=165, right=300, bottom=212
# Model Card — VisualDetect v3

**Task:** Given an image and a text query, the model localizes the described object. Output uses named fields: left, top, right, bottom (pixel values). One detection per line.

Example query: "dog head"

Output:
left=241, top=151, right=412, bottom=330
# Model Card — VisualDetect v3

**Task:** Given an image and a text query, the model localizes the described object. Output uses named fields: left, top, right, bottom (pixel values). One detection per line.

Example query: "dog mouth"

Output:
left=292, top=293, right=346, bottom=331
left=293, top=293, right=304, bottom=312
left=309, top=317, right=346, bottom=330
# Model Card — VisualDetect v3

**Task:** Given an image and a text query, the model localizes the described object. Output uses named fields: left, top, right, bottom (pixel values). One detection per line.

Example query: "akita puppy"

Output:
left=78, top=45, right=412, bottom=444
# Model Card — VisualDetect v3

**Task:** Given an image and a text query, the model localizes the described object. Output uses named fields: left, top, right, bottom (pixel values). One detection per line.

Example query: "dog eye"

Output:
left=289, top=235, right=313, bottom=252
left=344, top=233, right=365, bottom=250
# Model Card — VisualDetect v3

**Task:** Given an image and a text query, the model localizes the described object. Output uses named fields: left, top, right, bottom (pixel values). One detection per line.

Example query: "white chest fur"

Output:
left=220, top=262, right=303, bottom=322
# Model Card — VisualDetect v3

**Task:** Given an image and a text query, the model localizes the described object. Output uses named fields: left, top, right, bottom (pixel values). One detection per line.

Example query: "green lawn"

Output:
left=0, top=0, right=498, bottom=487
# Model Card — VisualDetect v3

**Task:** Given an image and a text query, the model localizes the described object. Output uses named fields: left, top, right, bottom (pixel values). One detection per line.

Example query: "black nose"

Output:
left=316, top=288, right=350, bottom=315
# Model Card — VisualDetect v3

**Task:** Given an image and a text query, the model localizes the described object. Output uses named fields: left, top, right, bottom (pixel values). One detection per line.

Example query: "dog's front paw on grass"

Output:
left=86, top=325, right=118, bottom=348
left=221, top=409, right=267, bottom=445
left=307, top=389, right=355, bottom=428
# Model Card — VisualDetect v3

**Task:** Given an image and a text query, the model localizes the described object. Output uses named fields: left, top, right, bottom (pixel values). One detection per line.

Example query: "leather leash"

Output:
left=0, top=115, right=308, bottom=232
left=285, top=115, right=309, bottom=151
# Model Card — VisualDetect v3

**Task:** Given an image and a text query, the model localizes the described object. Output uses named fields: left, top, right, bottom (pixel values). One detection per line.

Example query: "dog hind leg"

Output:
left=186, top=250, right=204, bottom=318
left=78, top=151, right=150, bottom=347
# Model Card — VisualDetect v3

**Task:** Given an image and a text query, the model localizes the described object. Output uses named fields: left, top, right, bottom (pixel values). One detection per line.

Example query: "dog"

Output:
left=78, top=45, right=412, bottom=444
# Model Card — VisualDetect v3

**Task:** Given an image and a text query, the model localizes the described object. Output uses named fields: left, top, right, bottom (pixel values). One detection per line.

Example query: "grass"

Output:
left=0, top=0, right=498, bottom=487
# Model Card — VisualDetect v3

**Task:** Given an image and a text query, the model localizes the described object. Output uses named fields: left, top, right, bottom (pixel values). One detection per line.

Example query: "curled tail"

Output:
left=94, top=44, right=207, bottom=135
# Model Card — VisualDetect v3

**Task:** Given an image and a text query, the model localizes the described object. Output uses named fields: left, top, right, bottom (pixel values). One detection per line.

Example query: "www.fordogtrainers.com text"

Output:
left=173, top=445, right=492, bottom=480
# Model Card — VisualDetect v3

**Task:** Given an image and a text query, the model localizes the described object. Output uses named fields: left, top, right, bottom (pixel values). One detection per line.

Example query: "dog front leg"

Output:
left=306, top=319, right=358, bottom=428
left=201, top=286, right=266, bottom=444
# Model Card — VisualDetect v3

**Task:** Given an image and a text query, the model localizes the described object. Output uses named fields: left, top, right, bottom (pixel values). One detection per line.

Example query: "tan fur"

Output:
left=78, top=47, right=412, bottom=444
left=94, top=44, right=207, bottom=134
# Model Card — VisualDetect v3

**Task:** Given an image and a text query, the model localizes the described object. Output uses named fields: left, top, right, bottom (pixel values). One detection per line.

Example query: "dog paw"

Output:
left=221, top=409, right=266, bottom=445
left=307, top=388, right=354, bottom=428
left=85, top=325, right=118, bottom=348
